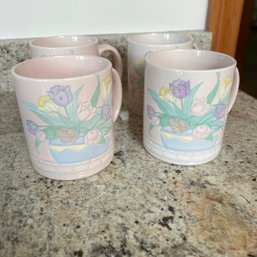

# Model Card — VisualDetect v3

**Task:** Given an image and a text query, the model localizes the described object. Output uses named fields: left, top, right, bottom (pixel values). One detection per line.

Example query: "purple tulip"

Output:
left=26, top=120, right=39, bottom=135
left=169, top=79, right=190, bottom=99
left=102, top=105, right=111, bottom=121
left=48, top=85, right=73, bottom=107
left=146, top=105, right=156, bottom=120
left=215, top=104, right=227, bottom=120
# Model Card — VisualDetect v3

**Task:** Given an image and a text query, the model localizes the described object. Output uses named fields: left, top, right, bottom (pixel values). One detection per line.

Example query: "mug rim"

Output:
left=29, top=35, right=98, bottom=49
left=12, top=55, right=112, bottom=81
left=127, top=32, right=193, bottom=47
left=146, top=49, right=237, bottom=72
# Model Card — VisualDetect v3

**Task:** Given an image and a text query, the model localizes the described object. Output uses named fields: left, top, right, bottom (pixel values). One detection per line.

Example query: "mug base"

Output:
left=144, top=137, right=221, bottom=165
left=30, top=145, right=114, bottom=180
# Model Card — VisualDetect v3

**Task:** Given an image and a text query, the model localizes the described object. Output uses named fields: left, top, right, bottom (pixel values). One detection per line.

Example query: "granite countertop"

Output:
left=0, top=32, right=257, bottom=257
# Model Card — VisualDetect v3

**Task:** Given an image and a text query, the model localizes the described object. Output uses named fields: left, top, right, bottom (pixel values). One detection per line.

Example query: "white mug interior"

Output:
left=146, top=49, right=237, bottom=71
left=13, top=55, right=111, bottom=79
left=128, top=33, right=193, bottom=47
left=30, top=35, right=97, bottom=49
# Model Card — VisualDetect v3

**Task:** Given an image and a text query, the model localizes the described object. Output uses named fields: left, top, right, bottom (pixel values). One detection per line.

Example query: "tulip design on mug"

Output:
left=129, top=51, right=152, bottom=89
left=24, top=75, right=113, bottom=163
left=146, top=72, right=232, bottom=151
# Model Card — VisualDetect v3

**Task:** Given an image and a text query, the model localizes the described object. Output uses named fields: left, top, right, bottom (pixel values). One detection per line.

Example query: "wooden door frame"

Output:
left=207, top=0, right=245, bottom=57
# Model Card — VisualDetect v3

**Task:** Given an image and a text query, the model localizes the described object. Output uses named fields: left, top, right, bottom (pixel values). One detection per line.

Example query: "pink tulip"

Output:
left=76, top=102, right=96, bottom=121
left=84, top=129, right=101, bottom=145
left=191, top=98, right=210, bottom=116
left=193, top=125, right=211, bottom=139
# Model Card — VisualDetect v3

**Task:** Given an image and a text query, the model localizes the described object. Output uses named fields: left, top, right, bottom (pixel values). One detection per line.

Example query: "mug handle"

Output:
left=98, top=44, right=123, bottom=79
left=228, top=68, right=240, bottom=113
left=111, top=68, right=122, bottom=122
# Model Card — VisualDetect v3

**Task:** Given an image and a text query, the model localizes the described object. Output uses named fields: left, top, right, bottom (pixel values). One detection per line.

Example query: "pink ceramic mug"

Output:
left=30, top=35, right=123, bottom=78
left=12, top=55, right=122, bottom=180
left=144, top=49, right=239, bottom=165
left=128, top=33, right=195, bottom=116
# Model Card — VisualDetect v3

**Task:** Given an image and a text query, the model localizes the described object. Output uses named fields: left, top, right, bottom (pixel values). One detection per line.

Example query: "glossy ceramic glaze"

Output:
left=30, top=35, right=123, bottom=78
left=127, top=33, right=195, bottom=116
left=144, top=49, right=239, bottom=165
left=12, top=55, right=122, bottom=180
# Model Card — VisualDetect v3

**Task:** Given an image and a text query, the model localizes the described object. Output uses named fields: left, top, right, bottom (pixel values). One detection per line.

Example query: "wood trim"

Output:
left=207, top=0, right=244, bottom=57
left=235, top=0, right=255, bottom=72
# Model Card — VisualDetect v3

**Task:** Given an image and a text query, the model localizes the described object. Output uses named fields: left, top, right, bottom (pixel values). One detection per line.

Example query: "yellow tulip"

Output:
left=159, top=86, right=170, bottom=96
left=37, top=96, right=59, bottom=112
left=37, top=96, right=49, bottom=108
left=103, top=76, right=112, bottom=87
left=102, top=76, right=112, bottom=99
left=219, top=76, right=233, bottom=99
left=223, top=76, right=233, bottom=87
left=159, top=86, right=175, bottom=102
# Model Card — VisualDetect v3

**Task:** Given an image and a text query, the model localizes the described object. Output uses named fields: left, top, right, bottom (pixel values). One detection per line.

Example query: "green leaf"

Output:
left=43, top=127, right=57, bottom=140
left=88, top=116, right=103, bottom=130
left=159, top=114, right=170, bottom=127
left=35, top=139, right=41, bottom=150
left=148, top=89, right=178, bottom=117
left=66, top=85, right=83, bottom=123
left=78, top=115, right=102, bottom=134
left=170, top=101, right=187, bottom=121
left=183, top=82, right=203, bottom=117
left=189, top=107, right=216, bottom=127
left=91, top=75, right=101, bottom=107
left=99, top=121, right=112, bottom=130
left=205, top=133, right=213, bottom=141
left=208, top=120, right=224, bottom=131
left=24, top=102, right=70, bottom=127
left=207, top=72, right=221, bottom=104
left=56, top=112, right=74, bottom=127
left=198, top=111, right=215, bottom=124
left=211, top=125, right=224, bottom=131
left=97, top=136, right=106, bottom=144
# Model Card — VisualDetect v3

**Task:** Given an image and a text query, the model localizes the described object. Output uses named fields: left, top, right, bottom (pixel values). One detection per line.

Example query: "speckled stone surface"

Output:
left=1, top=32, right=257, bottom=257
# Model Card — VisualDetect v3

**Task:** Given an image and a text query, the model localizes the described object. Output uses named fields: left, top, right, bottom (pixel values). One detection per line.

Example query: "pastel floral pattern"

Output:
left=147, top=72, right=230, bottom=147
left=26, top=120, right=39, bottom=135
left=102, top=105, right=111, bottom=121
left=48, top=85, right=73, bottom=107
left=193, top=125, right=211, bottom=139
left=129, top=52, right=152, bottom=89
left=169, top=79, right=190, bottom=99
left=159, top=86, right=175, bottom=102
left=191, top=98, right=210, bottom=116
left=24, top=75, right=113, bottom=162
left=26, top=120, right=46, bottom=142
left=169, top=118, right=188, bottom=132
left=56, top=128, right=78, bottom=144
left=215, top=104, right=226, bottom=120
left=84, top=129, right=102, bottom=145
left=37, top=96, right=59, bottom=112
left=76, top=102, right=96, bottom=121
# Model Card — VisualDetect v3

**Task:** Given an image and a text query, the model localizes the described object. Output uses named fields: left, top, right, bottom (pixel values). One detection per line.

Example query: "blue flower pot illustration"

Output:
left=49, top=136, right=109, bottom=164
left=160, top=127, right=217, bottom=152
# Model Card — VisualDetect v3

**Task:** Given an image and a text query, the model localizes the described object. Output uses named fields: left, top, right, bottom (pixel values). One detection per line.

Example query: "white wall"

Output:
left=0, top=0, right=209, bottom=39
